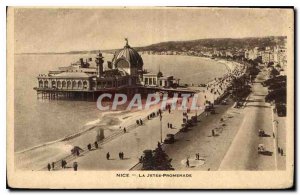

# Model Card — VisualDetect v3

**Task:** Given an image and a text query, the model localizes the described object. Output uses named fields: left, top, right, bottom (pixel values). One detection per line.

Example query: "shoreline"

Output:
left=15, top=56, right=246, bottom=170
left=15, top=55, right=231, bottom=154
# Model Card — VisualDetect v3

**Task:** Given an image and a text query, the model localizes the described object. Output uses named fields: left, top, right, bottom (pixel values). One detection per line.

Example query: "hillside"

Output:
left=134, top=36, right=287, bottom=52
left=16, top=36, right=287, bottom=55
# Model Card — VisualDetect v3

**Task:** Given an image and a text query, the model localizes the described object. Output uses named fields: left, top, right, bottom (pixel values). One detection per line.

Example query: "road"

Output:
left=219, top=70, right=276, bottom=170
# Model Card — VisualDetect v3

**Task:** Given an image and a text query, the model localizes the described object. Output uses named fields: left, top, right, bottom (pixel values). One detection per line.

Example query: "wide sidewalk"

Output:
left=53, top=106, right=198, bottom=170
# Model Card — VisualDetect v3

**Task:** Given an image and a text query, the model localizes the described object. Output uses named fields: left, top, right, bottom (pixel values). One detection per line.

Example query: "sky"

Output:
left=13, top=7, right=293, bottom=53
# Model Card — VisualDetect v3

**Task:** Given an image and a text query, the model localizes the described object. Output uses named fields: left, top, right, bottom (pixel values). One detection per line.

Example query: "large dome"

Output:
left=112, top=41, right=143, bottom=69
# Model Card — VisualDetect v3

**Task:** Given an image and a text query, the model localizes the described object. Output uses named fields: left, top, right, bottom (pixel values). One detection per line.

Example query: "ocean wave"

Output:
left=15, top=110, right=128, bottom=154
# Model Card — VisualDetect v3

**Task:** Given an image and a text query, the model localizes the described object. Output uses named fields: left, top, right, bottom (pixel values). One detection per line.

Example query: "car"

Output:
left=164, top=134, right=175, bottom=144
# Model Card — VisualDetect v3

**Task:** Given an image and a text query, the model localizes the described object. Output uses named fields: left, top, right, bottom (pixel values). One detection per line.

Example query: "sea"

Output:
left=14, top=53, right=227, bottom=152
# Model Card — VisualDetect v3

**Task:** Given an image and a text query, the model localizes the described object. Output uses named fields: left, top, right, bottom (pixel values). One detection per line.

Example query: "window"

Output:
left=52, top=81, right=56, bottom=88
left=67, top=81, right=71, bottom=88
left=153, top=78, right=157, bottom=85
left=72, top=81, right=77, bottom=89
left=145, top=78, right=148, bottom=85
left=78, top=81, right=83, bottom=89
left=39, top=80, right=43, bottom=88
left=44, top=81, right=49, bottom=88
left=62, top=81, right=67, bottom=88
left=83, top=81, right=88, bottom=89
left=57, top=81, right=62, bottom=88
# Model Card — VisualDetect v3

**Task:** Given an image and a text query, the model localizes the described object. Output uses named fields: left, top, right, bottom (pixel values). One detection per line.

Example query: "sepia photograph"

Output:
left=6, top=6, right=294, bottom=189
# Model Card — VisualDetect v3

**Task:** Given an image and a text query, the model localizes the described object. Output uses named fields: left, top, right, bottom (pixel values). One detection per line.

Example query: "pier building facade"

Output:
left=35, top=40, right=189, bottom=101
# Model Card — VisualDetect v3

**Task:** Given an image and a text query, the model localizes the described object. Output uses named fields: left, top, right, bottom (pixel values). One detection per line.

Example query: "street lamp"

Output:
left=273, top=119, right=279, bottom=170
left=160, top=115, right=163, bottom=143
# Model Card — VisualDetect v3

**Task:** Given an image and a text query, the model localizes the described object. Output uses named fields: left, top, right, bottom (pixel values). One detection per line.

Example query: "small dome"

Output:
left=112, top=40, right=143, bottom=69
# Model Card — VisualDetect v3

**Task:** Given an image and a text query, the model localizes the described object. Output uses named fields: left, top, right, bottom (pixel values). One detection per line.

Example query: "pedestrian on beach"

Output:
left=51, top=162, right=55, bottom=170
left=106, top=152, right=110, bottom=160
left=167, top=123, right=170, bottom=128
left=118, top=152, right=121, bottom=159
left=123, top=127, right=126, bottom=133
left=170, top=123, right=173, bottom=129
left=281, top=148, right=284, bottom=156
left=136, top=120, right=139, bottom=125
left=186, top=158, right=190, bottom=168
left=61, top=160, right=64, bottom=168
left=73, top=162, right=78, bottom=171
left=76, top=150, right=80, bottom=156
left=140, top=119, right=143, bottom=125
left=121, top=152, right=124, bottom=160
left=212, top=129, right=215, bottom=137
left=47, top=163, right=51, bottom=171
left=62, top=160, right=67, bottom=169
left=94, top=141, right=98, bottom=149
left=278, top=147, right=281, bottom=153
left=87, top=143, right=92, bottom=151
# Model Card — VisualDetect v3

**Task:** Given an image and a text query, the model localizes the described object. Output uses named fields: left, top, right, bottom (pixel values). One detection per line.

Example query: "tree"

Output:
left=141, top=143, right=174, bottom=170
left=270, top=68, right=280, bottom=78
left=152, top=143, right=174, bottom=170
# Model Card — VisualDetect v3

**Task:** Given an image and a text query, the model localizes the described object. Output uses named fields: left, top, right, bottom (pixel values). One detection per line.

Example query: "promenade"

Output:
left=18, top=59, right=248, bottom=171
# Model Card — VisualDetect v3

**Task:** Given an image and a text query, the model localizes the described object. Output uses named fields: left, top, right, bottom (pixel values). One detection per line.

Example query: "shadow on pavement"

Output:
left=260, top=151, right=273, bottom=156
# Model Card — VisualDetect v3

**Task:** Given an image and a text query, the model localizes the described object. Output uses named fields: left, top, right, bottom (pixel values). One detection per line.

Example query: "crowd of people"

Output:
left=205, top=62, right=246, bottom=104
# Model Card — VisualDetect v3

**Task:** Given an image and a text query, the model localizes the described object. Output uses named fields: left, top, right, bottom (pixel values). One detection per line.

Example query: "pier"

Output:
left=34, top=86, right=198, bottom=101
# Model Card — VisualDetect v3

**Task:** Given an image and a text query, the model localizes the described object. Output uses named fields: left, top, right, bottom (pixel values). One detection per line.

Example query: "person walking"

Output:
left=87, top=144, right=92, bottom=151
left=281, top=148, right=284, bottom=156
left=73, top=162, right=78, bottom=171
left=51, top=162, right=55, bottom=170
left=47, top=163, right=51, bottom=171
left=106, top=152, right=110, bottom=160
left=123, top=127, right=126, bottom=133
left=167, top=123, right=170, bottom=128
left=94, top=141, right=98, bottom=149
left=186, top=158, right=190, bottom=168
left=62, top=160, right=67, bottom=169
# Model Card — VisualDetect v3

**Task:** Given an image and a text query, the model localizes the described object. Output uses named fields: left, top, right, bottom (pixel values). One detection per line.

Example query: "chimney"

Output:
left=95, top=51, right=104, bottom=77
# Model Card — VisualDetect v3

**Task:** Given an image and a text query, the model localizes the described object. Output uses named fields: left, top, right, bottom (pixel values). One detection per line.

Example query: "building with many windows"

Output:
left=35, top=39, right=180, bottom=100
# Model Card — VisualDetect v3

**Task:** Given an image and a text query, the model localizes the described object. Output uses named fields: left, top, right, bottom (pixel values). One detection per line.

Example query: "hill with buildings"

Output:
left=134, top=36, right=286, bottom=52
